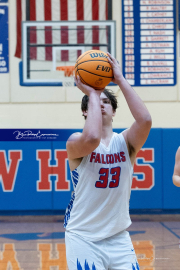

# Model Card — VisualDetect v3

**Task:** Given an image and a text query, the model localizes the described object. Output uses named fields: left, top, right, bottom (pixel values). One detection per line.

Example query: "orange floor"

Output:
left=0, top=216, right=179, bottom=270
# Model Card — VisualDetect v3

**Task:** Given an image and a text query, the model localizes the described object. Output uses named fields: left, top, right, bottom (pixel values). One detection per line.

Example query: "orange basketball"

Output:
left=75, top=50, right=113, bottom=90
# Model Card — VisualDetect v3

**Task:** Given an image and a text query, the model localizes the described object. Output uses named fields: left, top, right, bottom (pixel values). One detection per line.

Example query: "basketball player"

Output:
left=172, top=147, right=180, bottom=187
left=64, top=52, right=152, bottom=270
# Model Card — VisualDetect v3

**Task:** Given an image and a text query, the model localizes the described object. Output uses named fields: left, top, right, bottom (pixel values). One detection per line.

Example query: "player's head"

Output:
left=81, top=88, right=118, bottom=119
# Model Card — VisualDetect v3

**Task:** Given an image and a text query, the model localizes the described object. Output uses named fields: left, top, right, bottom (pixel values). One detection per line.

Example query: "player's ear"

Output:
left=112, top=109, right=116, bottom=117
left=82, top=110, right=88, bottom=117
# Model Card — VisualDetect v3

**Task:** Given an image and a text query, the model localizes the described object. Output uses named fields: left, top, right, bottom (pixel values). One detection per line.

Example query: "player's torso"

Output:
left=64, top=132, right=133, bottom=241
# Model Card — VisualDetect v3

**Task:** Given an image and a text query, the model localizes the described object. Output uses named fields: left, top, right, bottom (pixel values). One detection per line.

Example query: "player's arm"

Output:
left=172, top=147, right=180, bottom=187
left=66, top=76, right=103, bottom=160
left=107, top=53, right=152, bottom=160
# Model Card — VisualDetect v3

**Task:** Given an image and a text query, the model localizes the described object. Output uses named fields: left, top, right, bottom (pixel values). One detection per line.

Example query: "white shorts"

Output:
left=65, top=230, right=139, bottom=270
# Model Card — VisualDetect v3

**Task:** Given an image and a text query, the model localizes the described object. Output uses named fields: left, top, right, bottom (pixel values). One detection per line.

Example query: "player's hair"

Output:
left=81, top=88, right=118, bottom=119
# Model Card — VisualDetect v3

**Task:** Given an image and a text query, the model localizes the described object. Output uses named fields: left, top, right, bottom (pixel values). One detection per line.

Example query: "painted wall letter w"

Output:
left=0, top=151, right=22, bottom=192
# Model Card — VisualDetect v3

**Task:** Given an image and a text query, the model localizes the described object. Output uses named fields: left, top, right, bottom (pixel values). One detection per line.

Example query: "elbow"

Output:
left=173, top=175, right=180, bottom=187
left=146, top=114, right=152, bottom=125
left=142, top=114, right=152, bottom=129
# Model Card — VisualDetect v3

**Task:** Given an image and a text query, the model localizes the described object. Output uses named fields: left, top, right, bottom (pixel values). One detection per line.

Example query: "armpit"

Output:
left=128, top=142, right=135, bottom=157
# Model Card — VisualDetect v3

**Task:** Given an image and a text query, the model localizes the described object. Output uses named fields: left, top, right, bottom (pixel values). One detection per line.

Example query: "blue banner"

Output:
left=0, top=128, right=180, bottom=211
left=0, top=6, right=9, bottom=73
left=0, top=0, right=8, bottom=2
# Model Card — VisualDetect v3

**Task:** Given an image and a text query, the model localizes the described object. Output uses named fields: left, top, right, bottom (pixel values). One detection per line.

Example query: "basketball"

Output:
left=75, top=50, right=113, bottom=90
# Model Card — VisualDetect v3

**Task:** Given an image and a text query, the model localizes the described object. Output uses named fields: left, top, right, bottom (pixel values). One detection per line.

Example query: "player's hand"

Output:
left=107, top=52, right=123, bottom=85
left=75, top=75, right=104, bottom=96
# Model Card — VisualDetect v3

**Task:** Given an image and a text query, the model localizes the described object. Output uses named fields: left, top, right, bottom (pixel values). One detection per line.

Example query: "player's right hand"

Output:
left=107, top=52, right=123, bottom=85
left=75, top=76, right=104, bottom=96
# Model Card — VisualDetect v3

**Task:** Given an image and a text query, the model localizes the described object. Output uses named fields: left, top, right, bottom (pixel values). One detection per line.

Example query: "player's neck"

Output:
left=101, top=125, right=113, bottom=141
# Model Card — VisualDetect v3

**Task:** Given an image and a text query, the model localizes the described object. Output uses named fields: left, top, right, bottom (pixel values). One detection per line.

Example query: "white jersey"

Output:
left=64, top=132, right=133, bottom=242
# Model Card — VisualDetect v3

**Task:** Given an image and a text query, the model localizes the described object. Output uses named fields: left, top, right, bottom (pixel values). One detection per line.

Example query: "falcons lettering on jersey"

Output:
left=90, top=151, right=126, bottom=164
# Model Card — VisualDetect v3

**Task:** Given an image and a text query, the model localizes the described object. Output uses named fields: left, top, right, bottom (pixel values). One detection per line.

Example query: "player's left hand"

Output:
left=107, top=52, right=123, bottom=85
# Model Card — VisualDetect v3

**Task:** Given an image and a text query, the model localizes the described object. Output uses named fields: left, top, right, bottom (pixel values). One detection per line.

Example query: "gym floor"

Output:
left=0, top=215, right=179, bottom=270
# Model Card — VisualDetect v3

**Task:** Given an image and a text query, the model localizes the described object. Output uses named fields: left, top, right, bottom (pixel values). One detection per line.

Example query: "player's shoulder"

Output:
left=112, top=131, right=128, bottom=145
left=118, top=128, right=129, bottom=140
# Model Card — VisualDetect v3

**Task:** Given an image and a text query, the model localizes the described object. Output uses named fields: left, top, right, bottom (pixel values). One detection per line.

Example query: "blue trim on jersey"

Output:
left=72, top=175, right=78, bottom=188
left=64, top=169, right=79, bottom=227
left=132, top=261, right=140, bottom=270
left=77, top=260, right=83, bottom=270
left=71, top=169, right=79, bottom=188
left=72, top=169, right=78, bottom=177
left=77, top=259, right=97, bottom=270
left=63, top=192, right=75, bottom=228
left=136, top=262, right=140, bottom=270
left=92, top=263, right=96, bottom=270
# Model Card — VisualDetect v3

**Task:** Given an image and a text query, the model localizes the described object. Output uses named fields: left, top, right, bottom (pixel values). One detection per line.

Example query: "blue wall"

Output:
left=0, top=128, right=179, bottom=213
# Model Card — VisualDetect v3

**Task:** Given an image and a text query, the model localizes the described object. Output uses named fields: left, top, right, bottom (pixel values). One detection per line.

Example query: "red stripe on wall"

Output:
left=15, top=0, right=22, bottom=58
left=30, top=0, right=37, bottom=60
left=92, top=0, right=99, bottom=50
left=92, top=0, right=99, bottom=20
left=77, top=0, right=84, bottom=20
left=60, top=0, right=68, bottom=61
left=61, top=0, right=68, bottom=20
left=44, top=0, right=52, bottom=61
left=77, top=0, right=84, bottom=58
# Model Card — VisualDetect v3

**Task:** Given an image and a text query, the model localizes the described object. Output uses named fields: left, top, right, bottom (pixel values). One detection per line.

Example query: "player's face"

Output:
left=100, top=92, right=116, bottom=120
